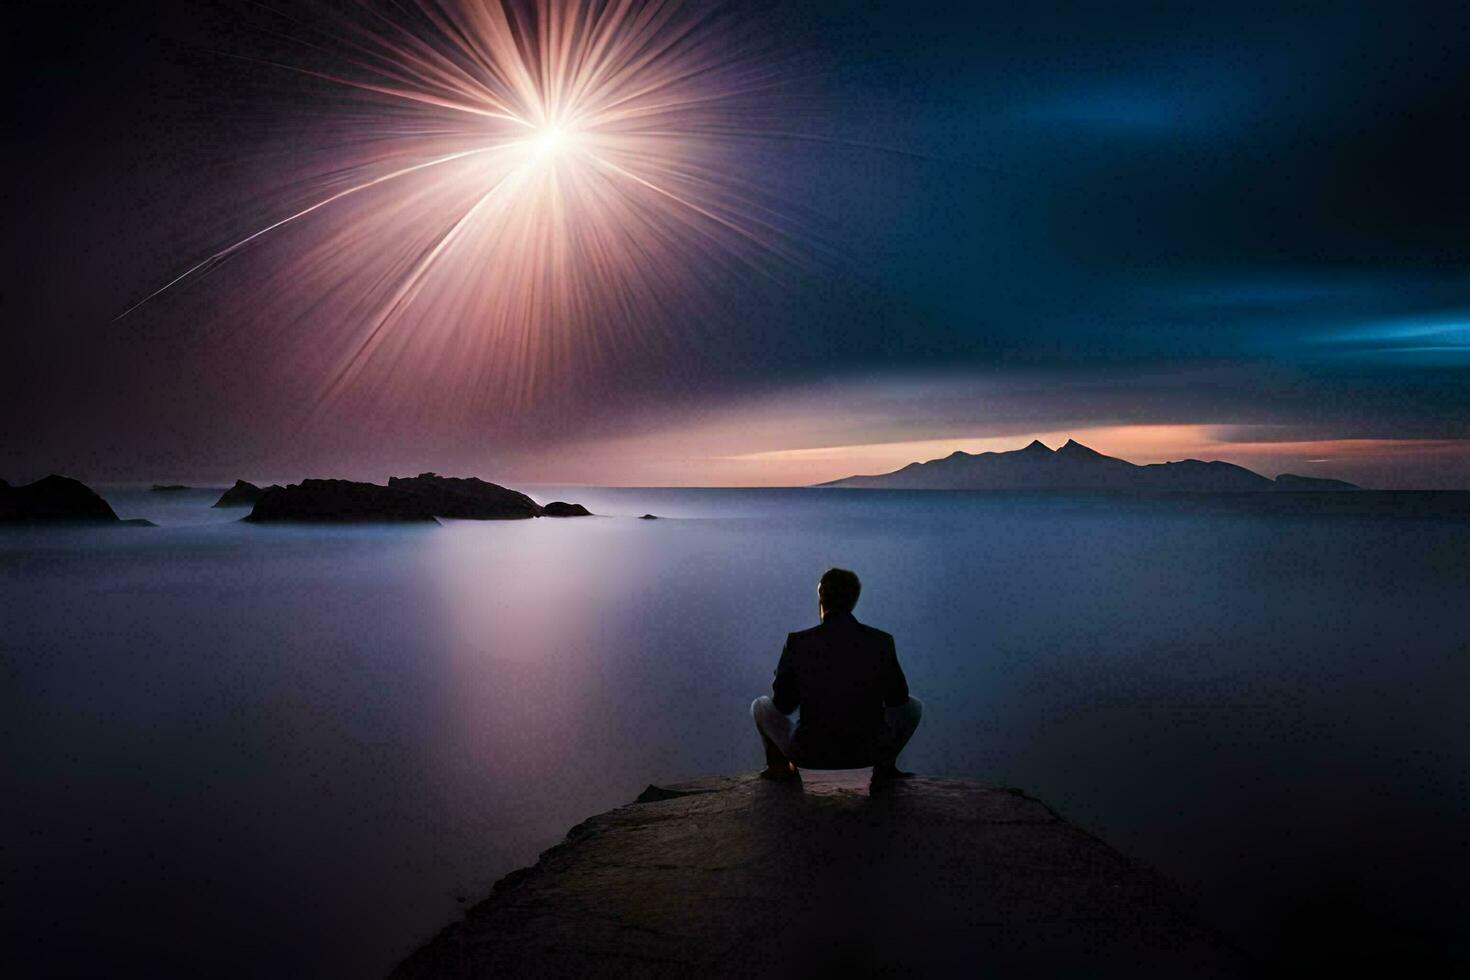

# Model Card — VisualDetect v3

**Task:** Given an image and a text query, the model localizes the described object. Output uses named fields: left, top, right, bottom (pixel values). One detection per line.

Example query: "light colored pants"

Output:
left=751, top=695, right=923, bottom=769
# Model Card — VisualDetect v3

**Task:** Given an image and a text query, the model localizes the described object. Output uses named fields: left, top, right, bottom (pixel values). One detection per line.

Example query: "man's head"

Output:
left=818, top=567, right=861, bottom=619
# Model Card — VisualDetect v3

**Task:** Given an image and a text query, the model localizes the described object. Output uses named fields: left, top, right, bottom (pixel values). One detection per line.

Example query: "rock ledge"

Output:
left=391, top=771, right=1248, bottom=978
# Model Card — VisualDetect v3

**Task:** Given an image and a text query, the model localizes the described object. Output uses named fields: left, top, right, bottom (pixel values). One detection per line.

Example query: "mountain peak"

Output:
left=1057, top=439, right=1101, bottom=457
left=1020, top=440, right=1052, bottom=453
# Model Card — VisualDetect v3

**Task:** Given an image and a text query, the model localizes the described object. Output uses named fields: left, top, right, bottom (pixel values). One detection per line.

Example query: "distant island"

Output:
left=1, top=473, right=592, bottom=526
left=241, top=473, right=591, bottom=523
left=817, top=439, right=1360, bottom=492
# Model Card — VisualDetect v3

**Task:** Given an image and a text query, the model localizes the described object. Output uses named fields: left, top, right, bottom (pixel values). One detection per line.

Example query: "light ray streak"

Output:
left=227, top=52, right=531, bottom=122
left=587, top=153, right=799, bottom=263
left=116, top=143, right=514, bottom=319
left=315, top=168, right=523, bottom=414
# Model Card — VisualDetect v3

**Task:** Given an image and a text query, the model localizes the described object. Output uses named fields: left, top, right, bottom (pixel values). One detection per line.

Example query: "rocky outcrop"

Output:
left=243, top=479, right=439, bottom=524
left=212, top=480, right=280, bottom=508
left=0, top=475, right=152, bottom=525
left=820, top=438, right=1358, bottom=492
left=238, top=474, right=590, bottom=523
left=391, top=771, right=1249, bottom=978
left=386, top=473, right=543, bottom=520
left=241, top=474, right=572, bottom=523
left=542, top=501, right=592, bottom=517
left=639, top=513, right=659, bottom=520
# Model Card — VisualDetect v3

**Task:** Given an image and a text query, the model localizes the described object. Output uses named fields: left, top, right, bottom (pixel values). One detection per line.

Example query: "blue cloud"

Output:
left=1313, top=317, right=1470, bottom=364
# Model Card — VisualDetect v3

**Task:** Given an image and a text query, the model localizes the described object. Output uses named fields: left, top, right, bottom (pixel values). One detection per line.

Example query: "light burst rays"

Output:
left=124, top=0, right=814, bottom=424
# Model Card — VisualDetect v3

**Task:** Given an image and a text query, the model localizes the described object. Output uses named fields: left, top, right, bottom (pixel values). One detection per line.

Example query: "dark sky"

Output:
left=4, top=0, right=1468, bottom=486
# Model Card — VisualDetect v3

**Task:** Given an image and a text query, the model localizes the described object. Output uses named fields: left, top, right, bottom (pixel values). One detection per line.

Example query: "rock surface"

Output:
left=212, top=479, right=279, bottom=508
left=0, top=475, right=150, bottom=525
left=244, top=479, right=439, bottom=524
left=386, top=473, right=543, bottom=520
left=542, top=501, right=593, bottom=517
left=391, top=771, right=1248, bottom=978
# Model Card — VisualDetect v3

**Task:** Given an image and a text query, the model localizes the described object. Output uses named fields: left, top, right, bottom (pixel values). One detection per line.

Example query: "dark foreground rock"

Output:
left=0, top=475, right=152, bottom=525
left=392, top=771, right=1249, bottom=978
left=387, top=473, right=543, bottom=519
left=244, top=479, right=439, bottom=524
left=542, top=501, right=592, bottom=517
left=213, top=480, right=280, bottom=508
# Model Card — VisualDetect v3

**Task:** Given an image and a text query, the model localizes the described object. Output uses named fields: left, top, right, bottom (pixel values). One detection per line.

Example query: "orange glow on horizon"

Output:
left=525, top=422, right=1470, bottom=488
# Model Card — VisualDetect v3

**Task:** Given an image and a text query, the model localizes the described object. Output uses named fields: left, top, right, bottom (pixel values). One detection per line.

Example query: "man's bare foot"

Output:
left=870, top=764, right=914, bottom=786
left=759, top=762, right=800, bottom=781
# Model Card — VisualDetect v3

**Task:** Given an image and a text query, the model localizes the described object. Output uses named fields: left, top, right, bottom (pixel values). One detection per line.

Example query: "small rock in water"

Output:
left=542, top=501, right=592, bottom=517
left=639, top=513, right=659, bottom=520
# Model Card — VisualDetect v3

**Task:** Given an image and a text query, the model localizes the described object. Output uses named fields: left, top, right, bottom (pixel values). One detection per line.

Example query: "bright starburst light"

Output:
left=529, top=124, right=576, bottom=161
left=122, top=1, right=811, bottom=422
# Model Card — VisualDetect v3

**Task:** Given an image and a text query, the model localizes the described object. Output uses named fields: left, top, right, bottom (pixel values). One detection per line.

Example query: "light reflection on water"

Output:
left=4, top=487, right=1469, bottom=975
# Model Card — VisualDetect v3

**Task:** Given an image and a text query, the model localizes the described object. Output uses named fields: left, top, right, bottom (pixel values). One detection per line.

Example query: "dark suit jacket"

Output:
left=771, top=610, right=910, bottom=768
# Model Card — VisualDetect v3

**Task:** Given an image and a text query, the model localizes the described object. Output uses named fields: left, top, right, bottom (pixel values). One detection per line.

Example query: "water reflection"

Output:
left=4, top=488, right=1469, bottom=975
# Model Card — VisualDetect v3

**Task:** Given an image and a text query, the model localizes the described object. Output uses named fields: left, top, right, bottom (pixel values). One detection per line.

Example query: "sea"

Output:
left=4, top=486, right=1469, bottom=976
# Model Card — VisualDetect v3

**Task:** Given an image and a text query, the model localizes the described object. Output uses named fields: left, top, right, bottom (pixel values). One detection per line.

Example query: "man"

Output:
left=751, top=568, right=922, bottom=787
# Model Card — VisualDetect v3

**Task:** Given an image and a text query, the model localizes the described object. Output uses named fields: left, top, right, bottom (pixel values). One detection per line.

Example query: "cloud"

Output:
left=7, top=1, right=1470, bottom=486
left=1310, top=317, right=1470, bottom=364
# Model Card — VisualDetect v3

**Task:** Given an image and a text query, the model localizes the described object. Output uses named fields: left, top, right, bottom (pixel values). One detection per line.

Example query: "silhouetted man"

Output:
left=751, top=568, right=922, bottom=786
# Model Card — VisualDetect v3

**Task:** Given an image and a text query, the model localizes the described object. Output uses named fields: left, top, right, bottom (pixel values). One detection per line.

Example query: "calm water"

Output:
left=4, top=487, right=1469, bottom=976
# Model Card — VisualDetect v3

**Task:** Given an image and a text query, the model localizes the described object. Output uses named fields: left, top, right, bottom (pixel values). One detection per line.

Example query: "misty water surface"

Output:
left=4, top=487, right=1469, bottom=976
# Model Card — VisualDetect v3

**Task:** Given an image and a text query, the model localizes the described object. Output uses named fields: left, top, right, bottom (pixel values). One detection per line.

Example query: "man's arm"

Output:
left=881, top=634, right=910, bottom=707
left=772, top=637, right=800, bottom=714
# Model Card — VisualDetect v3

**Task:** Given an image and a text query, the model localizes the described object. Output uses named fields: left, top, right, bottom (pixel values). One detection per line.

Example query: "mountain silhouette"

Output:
left=817, top=439, right=1360, bottom=491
